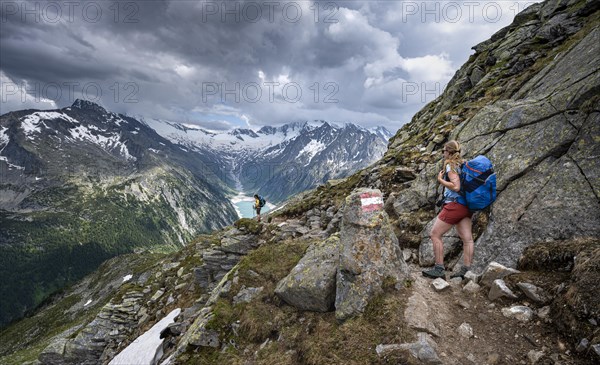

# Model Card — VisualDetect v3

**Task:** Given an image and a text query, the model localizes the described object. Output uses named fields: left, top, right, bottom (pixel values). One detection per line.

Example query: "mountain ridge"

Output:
left=0, top=99, right=238, bottom=328
left=144, top=117, right=393, bottom=202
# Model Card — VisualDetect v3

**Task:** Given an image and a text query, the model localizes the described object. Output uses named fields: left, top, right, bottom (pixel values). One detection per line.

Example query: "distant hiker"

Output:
left=423, top=140, right=474, bottom=280
left=254, top=194, right=266, bottom=222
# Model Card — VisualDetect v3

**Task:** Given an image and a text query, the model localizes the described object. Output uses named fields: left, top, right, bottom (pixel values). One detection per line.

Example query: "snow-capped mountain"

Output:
left=142, top=118, right=311, bottom=152
left=0, top=100, right=238, bottom=328
left=143, top=118, right=393, bottom=202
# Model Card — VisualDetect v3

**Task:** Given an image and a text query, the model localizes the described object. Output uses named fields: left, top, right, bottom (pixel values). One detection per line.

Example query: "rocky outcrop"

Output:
left=275, top=234, right=340, bottom=312
left=39, top=291, right=144, bottom=365
left=335, top=188, right=410, bottom=321
left=382, top=0, right=600, bottom=271
left=194, top=222, right=261, bottom=290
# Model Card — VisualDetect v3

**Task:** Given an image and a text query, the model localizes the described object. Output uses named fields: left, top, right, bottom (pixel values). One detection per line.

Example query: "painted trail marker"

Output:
left=360, top=192, right=384, bottom=212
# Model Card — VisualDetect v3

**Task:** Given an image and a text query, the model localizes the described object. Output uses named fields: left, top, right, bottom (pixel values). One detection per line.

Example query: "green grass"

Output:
left=181, top=237, right=414, bottom=365
left=0, top=293, right=90, bottom=365
left=0, top=184, right=185, bottom=328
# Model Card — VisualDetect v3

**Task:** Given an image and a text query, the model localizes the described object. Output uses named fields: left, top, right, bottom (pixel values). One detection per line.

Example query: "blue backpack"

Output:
left=458, top=155, right=497, bottom=211
left=258, top=196, right=266, bottom=207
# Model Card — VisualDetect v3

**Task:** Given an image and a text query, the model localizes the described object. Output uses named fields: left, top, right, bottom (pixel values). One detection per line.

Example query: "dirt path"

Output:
left=405, top=267, right=589, bottom=365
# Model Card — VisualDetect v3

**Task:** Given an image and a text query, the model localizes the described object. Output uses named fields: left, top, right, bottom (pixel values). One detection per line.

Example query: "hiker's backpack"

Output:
left=258, top=196, right=266, bottom=208
left=459, top=155, right=497, bottom=211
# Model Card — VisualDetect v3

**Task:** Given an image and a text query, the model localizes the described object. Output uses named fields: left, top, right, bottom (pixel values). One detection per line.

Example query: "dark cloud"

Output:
left=1, top=0, right=538, bottom=129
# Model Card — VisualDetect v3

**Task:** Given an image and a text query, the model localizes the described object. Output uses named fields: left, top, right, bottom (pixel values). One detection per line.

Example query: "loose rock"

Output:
left=431, top=278, right=450, bottom=291
left=458, top=323, right=473, bottom=338
left=527, top=350, right=544, bottom=364
left=233, top=286, right=264, bottom=305
left=480, top=262, right=520, bottom=287
left=463, top=281, right=481, bottom=293
left=489, top=279, right=518, bottom=301
left=517, top=282, right=549, bottom=304
left=376, top=332, right=442, bottom=365
left=502, top=306, right=534, bottom=322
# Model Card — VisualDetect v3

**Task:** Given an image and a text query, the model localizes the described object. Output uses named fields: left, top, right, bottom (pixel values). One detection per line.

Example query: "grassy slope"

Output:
left=0, top=183, right=184, bottom=328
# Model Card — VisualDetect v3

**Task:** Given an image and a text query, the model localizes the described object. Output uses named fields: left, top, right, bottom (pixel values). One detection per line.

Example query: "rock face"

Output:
left=381, top=0, right=600, bottom=272
left=275, top=234, right=340, bottom=312
left=194, top=223, right=260, bottom=291
left=335, top=188, right=409, bottom=321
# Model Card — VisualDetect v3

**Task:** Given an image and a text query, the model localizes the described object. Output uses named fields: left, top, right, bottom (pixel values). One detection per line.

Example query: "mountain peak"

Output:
left=71, top=99, right=107, bottom=114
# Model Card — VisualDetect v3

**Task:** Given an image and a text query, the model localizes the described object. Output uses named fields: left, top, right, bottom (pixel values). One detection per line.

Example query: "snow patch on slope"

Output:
left=0, top=126, right=24, bottom=169
left=0, top=127, right=9, bottom=147
left=68, top=124, right=136, bottom=161
left=298, top=140, right=327, bottom=165
left=109, top=308, right=181, bottom=365
left=21, top=112, right=77, bottom=137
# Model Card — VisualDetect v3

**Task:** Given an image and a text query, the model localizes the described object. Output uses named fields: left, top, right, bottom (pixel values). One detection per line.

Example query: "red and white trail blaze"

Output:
left=360, top=192, right=384, bottom=212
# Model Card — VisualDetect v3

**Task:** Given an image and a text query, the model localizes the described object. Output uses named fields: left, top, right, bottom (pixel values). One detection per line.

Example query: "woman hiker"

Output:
left=422, top=140, right=474, bottom=280
left=253, top=194, right=262, bottom=222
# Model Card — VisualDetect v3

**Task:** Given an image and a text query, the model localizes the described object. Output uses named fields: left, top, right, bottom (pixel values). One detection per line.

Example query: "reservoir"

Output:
left=231, top=194, right=273, bottom=219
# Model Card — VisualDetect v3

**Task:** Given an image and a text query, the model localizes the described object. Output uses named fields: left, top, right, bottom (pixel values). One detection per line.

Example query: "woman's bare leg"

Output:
left=430, top=218, right=453, bottom=265
left=456, top=217, right=474, bottom=266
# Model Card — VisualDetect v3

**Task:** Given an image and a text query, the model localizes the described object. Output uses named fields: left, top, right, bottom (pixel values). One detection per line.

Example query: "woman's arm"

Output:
left=437, top=170, right=461, bottom=192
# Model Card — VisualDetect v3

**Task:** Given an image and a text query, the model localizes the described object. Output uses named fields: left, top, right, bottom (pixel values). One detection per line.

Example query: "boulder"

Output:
left=336, top=189, right=409, bottom=322
left=38, top=338, right=68, bottom=365
left=464, top=271, right=479, bottom=283
left=182, top=307, right=220, bottom=349
left=188, top=316, right=220, bottom=348
left=275, top=235, right=340, bottom=312
left=469, top=65, right=485, bottom=86
left=463, top=281, right=481, bottom=293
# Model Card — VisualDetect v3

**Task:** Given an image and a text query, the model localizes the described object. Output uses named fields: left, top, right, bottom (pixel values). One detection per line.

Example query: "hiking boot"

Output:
left=450, top=266, right=470, bottom=280
left=422, top=264, right=445, bottom=279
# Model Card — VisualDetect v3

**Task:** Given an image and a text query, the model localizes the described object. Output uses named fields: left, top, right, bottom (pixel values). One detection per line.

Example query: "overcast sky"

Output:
left=0, top=0, right=541, bottom=130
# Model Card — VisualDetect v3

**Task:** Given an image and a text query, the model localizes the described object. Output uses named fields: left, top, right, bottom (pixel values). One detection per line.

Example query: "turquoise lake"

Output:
left=232, top=198, right=272, bottom=218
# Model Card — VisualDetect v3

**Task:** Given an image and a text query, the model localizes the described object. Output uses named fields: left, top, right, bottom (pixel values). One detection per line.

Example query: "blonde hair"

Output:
left=444, top=140, right=464, bottom=171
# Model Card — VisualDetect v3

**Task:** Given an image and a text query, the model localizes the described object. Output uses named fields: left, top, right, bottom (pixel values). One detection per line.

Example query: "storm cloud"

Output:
left=0, top=0, right=539, bottom=129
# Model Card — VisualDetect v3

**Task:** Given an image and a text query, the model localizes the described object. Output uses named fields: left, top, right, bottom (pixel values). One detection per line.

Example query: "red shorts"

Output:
left=438, top=202, right=472, bottom=225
